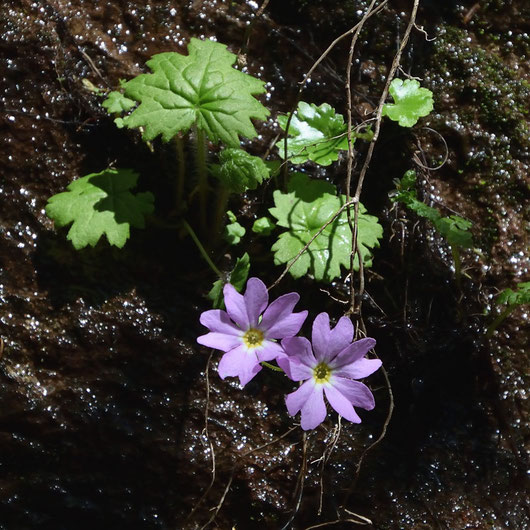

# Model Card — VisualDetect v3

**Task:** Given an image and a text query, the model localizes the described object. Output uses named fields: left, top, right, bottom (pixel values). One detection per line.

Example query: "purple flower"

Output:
left=197, top=277, right=308, bottom=387
left=278, top=312, right=382, bottom=430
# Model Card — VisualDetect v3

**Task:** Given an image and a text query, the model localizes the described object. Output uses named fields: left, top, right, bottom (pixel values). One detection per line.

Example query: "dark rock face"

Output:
left=0, top=1, right=528, bottom=528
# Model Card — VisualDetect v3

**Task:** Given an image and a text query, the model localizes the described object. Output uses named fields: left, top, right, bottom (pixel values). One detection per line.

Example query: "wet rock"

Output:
left=0, top=1, right=528, bottom=529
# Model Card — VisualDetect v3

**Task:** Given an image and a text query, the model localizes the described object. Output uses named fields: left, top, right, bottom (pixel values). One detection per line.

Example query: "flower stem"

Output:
left=214, top=185, right=230, bottom=238
left=175, top=135, right=186, bottom=211
left=182, top=219, right=222, bottom=278
left=261, top=361, right=284, bottom=373
left=194, top=125, right=208, bottom=231
left=486, top=305, right=515, bottom=338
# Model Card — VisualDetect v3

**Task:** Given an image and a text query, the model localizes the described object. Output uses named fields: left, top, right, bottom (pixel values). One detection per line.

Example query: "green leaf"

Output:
left=265, top=159, right=282, bottom=178
left=102, top=91, right=136, bottom=114
left=436, top=215, right=473, bottom=248
left=211, top=148, right=270, bottom=194
left=252, top=216, right=275, bottom=236
left=208, top=253, right=251, bottom=308
left=382, top=79, right=433, bottom=127
left=110, top=38, right=269, bottom=144
left=224, top=210, right=246, bottom=245
left=46, top=168, right=154, bottom=249
left=277, top=102, right=349, bottom=166
left=391, top=172, right=441, bottom=223
left=269, top=173, right=382, bottom=282
left=497, top=282, right=530, bottom=307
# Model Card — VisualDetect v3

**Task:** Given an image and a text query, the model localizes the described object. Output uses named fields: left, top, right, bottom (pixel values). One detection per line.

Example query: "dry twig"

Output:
left=348, top=0, right=421, bottom=317
left=280, top=432, right=309, bottom=530
left=186, top=350, right=216, bottom=523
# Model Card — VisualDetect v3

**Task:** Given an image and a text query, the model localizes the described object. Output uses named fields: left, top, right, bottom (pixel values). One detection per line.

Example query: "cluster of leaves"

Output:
left=48, top=39, right=270, bottom=250
left=47, top=33, right=434, bottom=305
left=391, top=170, right=473, bottom=248
left=219, top=170, right=383, bottom=283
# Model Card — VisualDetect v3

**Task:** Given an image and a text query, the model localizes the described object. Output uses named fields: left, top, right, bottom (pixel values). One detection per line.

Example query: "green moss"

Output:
left=425, top=26, right=529, bottom=189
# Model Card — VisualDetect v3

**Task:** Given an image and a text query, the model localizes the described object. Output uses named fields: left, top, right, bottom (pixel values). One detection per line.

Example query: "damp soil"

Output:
left=0, top=1, right=528, bottom=529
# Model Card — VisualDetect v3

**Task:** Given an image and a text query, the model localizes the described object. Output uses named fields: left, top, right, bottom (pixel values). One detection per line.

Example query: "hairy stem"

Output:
left=174, top=135, right=186, bottom=211
left=214, top=185, right=231, bottom=240
left=194, top=125, right=208, bottom=231
left=182, top=219, right=222, bottom=278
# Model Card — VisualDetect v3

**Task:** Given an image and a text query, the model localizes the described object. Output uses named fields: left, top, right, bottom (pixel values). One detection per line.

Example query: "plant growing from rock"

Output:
left=45, top=37, right=439, bottom=435
left=391, top=169, right=473, bottom=288
left=486, top=282, right=530, bottom=337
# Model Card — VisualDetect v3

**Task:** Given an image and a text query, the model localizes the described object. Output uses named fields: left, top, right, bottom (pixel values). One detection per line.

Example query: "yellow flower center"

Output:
left=313, top=362, right=332, bottom=384
left=243, top=328, right=264, bottom=349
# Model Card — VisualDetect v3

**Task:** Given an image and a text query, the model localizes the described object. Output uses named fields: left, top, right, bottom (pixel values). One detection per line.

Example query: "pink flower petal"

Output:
left=197, top=332, right=242, bottom=352
left=311, top=313, right=332, bottom=361
left=285, top=379, right=316, bottom=416
left=223, top=284, right=249, bottom=329
left=330, top=338, right=376, bottom=369
left=312, top=313, right=355, bottom=362
left=330, top=377, right=376, bottom=410
left=281, top=337, right=317, bottom=368
left=328, top=315, right=354, bottom=355
left=285, top=379, right=326, bottom=430
left=217, top=345, right=262, bottom=386
left=266, top=311, right=308, bottom=340
left=243, top=277, right=269, bottom=327
left=286, top=380, right=327, bottom=430
left=300, top=384, right=327, bottom=430
left=335, top=358, right=382, bottom=380
left=257, top=340, right=285, bottom=362
left=324, top=385, right=362, bottom=423
left=200, top=309, right=242, bottom=335
left=260, top=293, right=307, bottom=338
left=277, top=356, right=313, bottom=381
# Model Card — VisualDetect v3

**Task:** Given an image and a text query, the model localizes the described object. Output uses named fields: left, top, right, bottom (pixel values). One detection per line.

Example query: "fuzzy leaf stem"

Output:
left=214, top=186, right=231, bottom=241
left=182, top=219, right=222, bottom=278
left=175, top=135, right=186, bottom=211
left=194, top=125, right=208, bottom=231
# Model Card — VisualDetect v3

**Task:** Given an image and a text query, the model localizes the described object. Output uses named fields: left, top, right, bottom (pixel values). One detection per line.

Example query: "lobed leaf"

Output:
left=436, top=215, right=473, bottom=248
left=211, top=148, right=270, bottom=194
left=46, top=168, right=154, bottom=249
left=102, top=91, right=136, bottom=114
left=382, top=79, right=433, bottom=127
left=269, top=173, right=382, bottom=282
left=497, top=282, right=530, bottom=307
left=224, top=211, right=246, bottom=245
left=106, top=38, right=270, bottom=145
left=277, top=102, right=349, bottom=166
left=252, top=216, right=275, bottom=236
